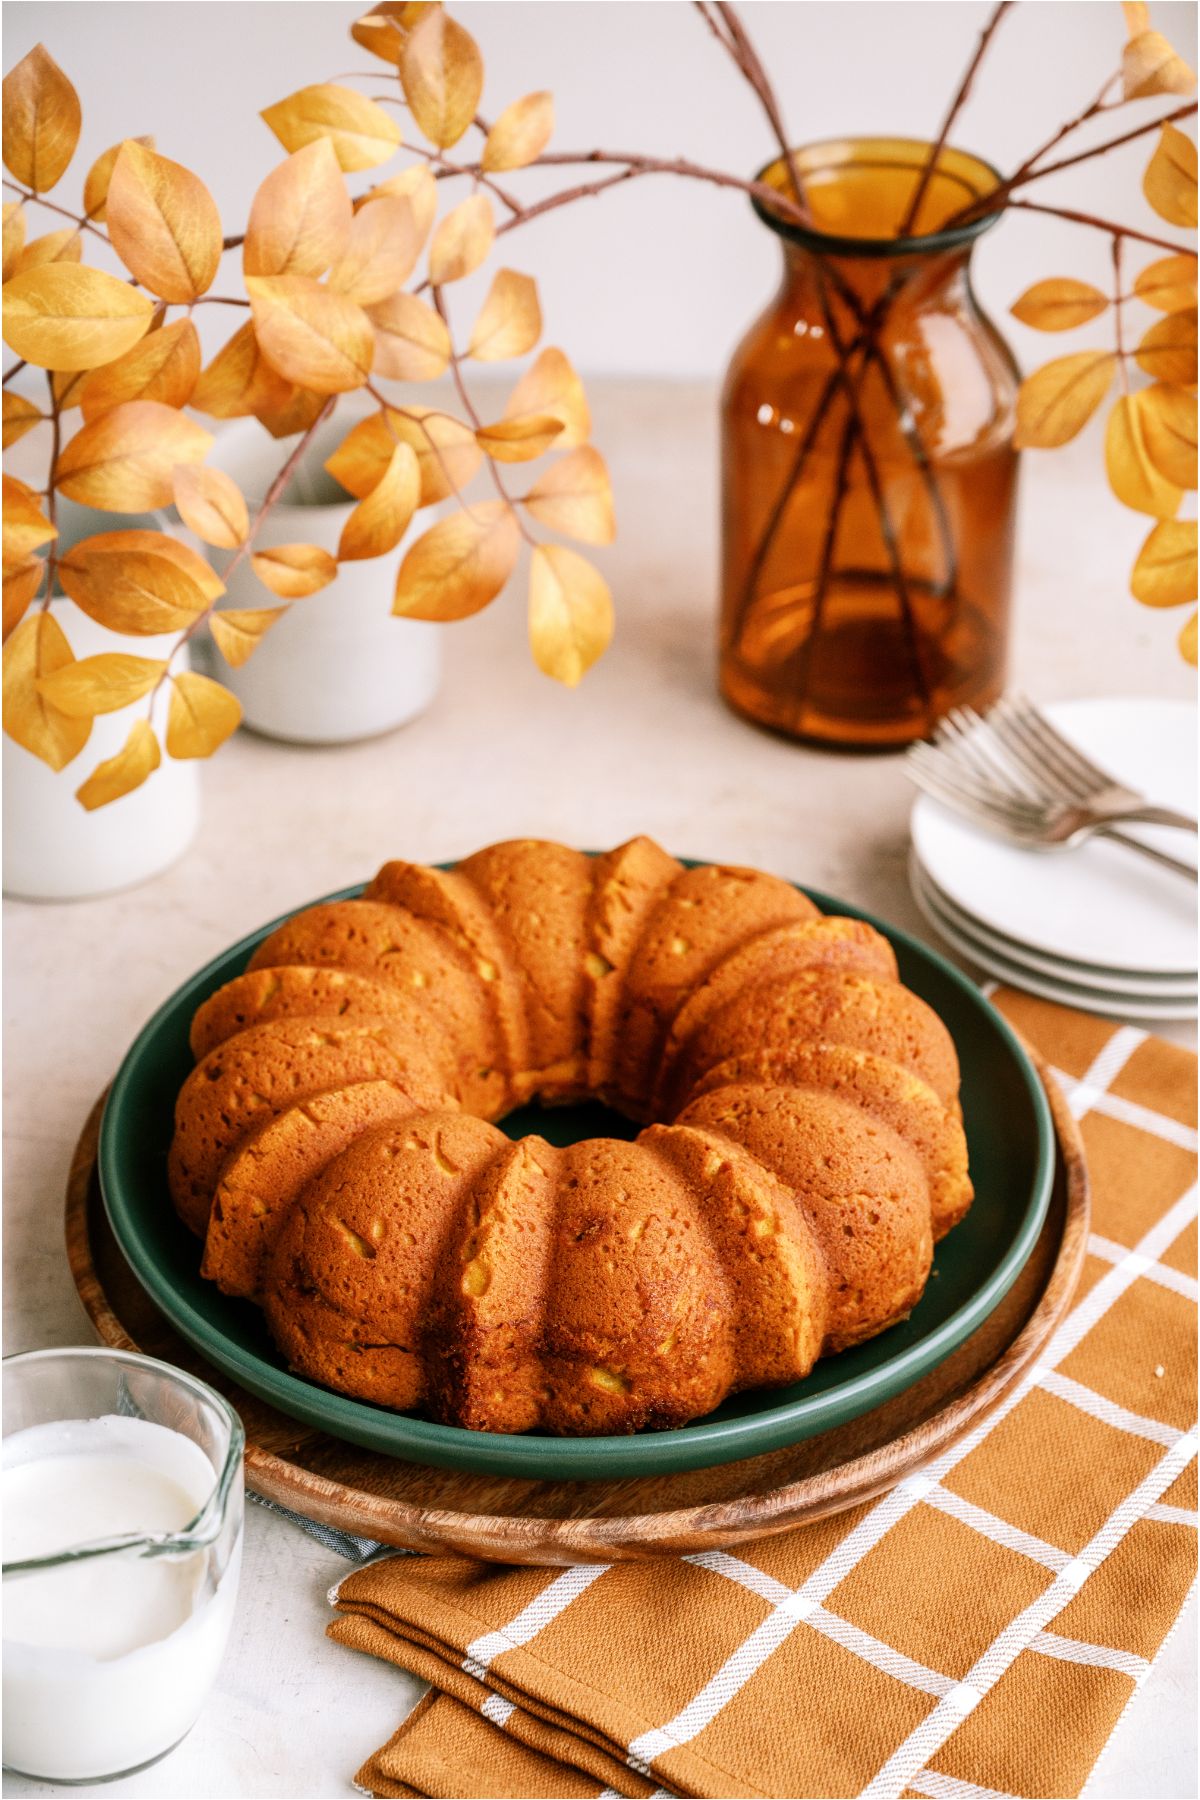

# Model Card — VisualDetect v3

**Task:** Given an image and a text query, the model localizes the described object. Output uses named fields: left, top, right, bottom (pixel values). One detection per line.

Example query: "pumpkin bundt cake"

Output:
left=169, top=838, right=973, bottom=1434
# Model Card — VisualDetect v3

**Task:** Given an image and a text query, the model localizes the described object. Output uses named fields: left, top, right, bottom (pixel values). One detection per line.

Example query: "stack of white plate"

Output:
left=909, top=697, right=1197, bottom=1022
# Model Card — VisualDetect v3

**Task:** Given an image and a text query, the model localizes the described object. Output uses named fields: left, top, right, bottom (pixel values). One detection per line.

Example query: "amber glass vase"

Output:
left=720, top=138, right=1020, bottom=749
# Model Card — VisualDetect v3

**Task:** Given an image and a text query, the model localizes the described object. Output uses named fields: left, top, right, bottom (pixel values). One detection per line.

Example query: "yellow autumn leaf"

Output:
left=475, top=414, right=564, bottom=463
left=190, top=322, right=282, bottom=421
left=399, top=7, right=483, bottom=149
left=428, top=194, right=493, bottom=285
left=1133, top=253, right=1198, bottom=314
left=325, top=412, right=397, bottom=497
left=2, top=202, right=24, bottom=281
left=1010, top=277, right=1110, bottom=332
left=82, top=135, right=154, bottom=222
left=523, top=446, right=617, bottom=544
left=172, top=464, right=250, bottom=549
left=1123, top=1, right=1150, bottom=34
left=481, top=93, right=554, bottom=173
left=367, top=291, right=450, bottom=381
left=527, top=542, right=613, bottom=686
left=50, top=369, right=87, bottom=412
left=1138, top=384, right=1198, bottom=488
left=1106, top=394, right=1183, bottom=517
left=351, top=2, right=430, bottom=64
left=252, top=381, right=328, bottom=441
left=54, top=400, right=213, bottom=511
left=250, top=543, right=338, bottom=598
left=261, top=84, right=402, bottom=173
left=327, top=195, right=424, bottom=304
left=3, top=558, right=44, bottom=640
left=1180, top=610, right=1198, bottom=662
left=468, top=269, right=542, bottom=362
left=393, top=502, right=519, bottom=620
left=1122, top=29, right=1196, bottom=99
left=504, top=347, right=592, bottom=448
left=14, top=227, right=82, bottom=275
left=244, top=140, right=352, bottom=282
left=36, top=651, right=167, bottom=717
left=75, top=718, right=160, bottom=809
left=2, top=392, right=43, bottom=449
left=2, top=611, right=90, bottom=769
left=1135, top=310, right=1198, bottom=386
left=1, top=264, right=154, bottom=371
left=338, top=441, right=420, bottom=561
left=3, top=473, right=56, bottom=569
left=1131, top=518, right=1198, bottom=605
left=57, top=529, right=219, bottom=633
left=361, top=165, right=437, bottom=242
left=166, top=671, right=242, bottom=758
left=326, top=406, right=480, bottom=506
left=1144, top=123, right=1198, bottom=227
left=2, top=45, right=81, bottom=193
left=246, top=274, right=374, bottom=393
left=396, top=407, right=483, bottom=504
left=105, top=141, right=222, bottom=302
left=77, top=318, right=202, bottom=421
left=1013, top=351, right=1116, bottom=449
left=209, top=606, right=287, bottom=668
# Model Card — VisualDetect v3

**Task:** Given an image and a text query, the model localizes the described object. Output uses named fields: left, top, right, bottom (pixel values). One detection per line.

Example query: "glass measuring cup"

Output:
left=3, top=1346, right=245, bottom=1783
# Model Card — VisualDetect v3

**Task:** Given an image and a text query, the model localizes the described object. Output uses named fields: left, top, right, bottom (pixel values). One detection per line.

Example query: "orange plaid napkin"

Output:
left=329, top=991, right=1198, bottom=1800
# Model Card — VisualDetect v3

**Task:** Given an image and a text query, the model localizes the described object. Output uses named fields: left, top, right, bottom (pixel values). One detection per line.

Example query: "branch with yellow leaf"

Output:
left=1, top=0, right=1196, bottom=818
left=2, top=8, right=617, bottom=808
left=353, top=1, right=1197, bottom=683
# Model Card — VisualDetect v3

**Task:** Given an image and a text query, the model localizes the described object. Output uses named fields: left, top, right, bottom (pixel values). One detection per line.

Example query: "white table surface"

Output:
left=4, top=380, right=1196, bottom=1800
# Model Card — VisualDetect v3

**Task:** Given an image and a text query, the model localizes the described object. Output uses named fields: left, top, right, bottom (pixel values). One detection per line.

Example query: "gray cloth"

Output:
left=248, top=1489, right=396, bottom=1563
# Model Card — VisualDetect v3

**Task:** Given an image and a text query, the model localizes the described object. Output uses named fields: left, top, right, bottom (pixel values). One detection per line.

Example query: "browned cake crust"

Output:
left=609, top=863, right=820, bottom=1114
left=171, top=837, right=975, bottom=1435
left=583, top=836, right=681, bottom=1099
left=190, top=967, right=424, bottom=1061
left=668, top=968, right=961, bottom=1115
left=682, top=1044, right=971, bottom=1241
left=653, top=916, right=899, bottom=1113
left=457, top=840, right=595, bottom=1103
left=202, top=1081, right=428, bottom=1300
left=364, top=862, right=530, bottom=1092
left=249, top=900, right=507, bottom=1116
left=262, top=1112, right=506, bottom=1411
left=675, top=1083, right=934, bottom=1351
left=168, top=1017, right=454, bottom=1236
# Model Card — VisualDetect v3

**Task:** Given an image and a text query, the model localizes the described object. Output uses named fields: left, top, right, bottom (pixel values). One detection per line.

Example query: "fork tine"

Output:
left=939, top=707, right=1045, bottom=803
left=990, top=699, right=1088, bottom=802
left=1005, top=695, right=1122, bottom=797
left=905, top=761, right=1043, bottom=837
left=983, top=702, right=1073, bottom=802
left=906, top=744, right=1046, bottom=821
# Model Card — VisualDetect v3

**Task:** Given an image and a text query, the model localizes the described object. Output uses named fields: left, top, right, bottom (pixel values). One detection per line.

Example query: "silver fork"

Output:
left=906, top=698, right=1198, bottom=882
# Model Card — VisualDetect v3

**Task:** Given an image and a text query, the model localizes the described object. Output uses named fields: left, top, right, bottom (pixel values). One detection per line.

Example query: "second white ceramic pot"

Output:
left=203, top=412, right=441, bottom=745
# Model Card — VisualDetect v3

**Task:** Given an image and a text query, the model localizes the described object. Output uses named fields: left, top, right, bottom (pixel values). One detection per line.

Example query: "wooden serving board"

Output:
left=67, top=1057, right=1088, bottom=1565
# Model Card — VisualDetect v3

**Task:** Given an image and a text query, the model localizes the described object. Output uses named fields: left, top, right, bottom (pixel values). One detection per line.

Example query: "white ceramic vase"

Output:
left=3, top=602, right=202, bottom=901
left=204, top=413, right=441, bottom=744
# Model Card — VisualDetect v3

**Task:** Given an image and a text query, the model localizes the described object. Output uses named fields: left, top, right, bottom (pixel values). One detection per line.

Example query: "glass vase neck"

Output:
left=754, top=136, right=1004, bottom=259
left=778, top=234, right=976, bottom=312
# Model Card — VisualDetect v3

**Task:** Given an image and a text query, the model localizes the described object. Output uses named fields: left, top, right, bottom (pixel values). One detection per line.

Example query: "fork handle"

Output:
left=1102, top=827, right=1199, bottom=882
left=1099, top=804, right=1197, bottom=833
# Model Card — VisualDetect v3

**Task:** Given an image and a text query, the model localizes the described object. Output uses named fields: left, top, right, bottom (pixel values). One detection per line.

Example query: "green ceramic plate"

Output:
left=99, top=874, right=1055, bottom=1479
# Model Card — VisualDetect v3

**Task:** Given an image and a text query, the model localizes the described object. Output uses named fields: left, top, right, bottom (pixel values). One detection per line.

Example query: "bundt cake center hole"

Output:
left=497, top=1098, right=642, bottom=1148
